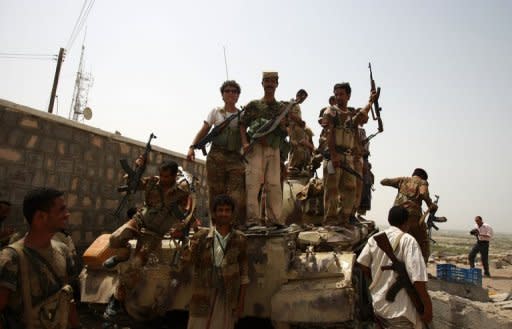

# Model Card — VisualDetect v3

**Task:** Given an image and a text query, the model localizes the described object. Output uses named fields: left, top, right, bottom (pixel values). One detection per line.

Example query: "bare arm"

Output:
left=187, top=122, right=211, bottom=161
left=414, top=281, right=432, bottom=323
left=240, top=123, right=249, bottom=153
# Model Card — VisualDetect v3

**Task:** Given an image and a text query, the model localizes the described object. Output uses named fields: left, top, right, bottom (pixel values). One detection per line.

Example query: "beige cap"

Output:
left=262, top=71, right=279, bottom=79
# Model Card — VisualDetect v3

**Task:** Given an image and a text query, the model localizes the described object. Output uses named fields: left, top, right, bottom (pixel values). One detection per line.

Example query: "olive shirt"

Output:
left=0, top=239, right=76, bottom=327
left=240, top=99, right=287, bottom=149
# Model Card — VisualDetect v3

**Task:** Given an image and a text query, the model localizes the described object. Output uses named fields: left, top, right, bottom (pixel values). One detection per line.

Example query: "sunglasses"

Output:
left=223, top=89, right=239, bottom=94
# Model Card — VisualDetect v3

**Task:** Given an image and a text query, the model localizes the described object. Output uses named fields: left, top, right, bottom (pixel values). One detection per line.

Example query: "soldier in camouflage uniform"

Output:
left=381, top=168, right=438, bottom=263
left=287, top=89, right=315, bottom=177
left=321, top=83, right=377, bottom=226
left=103, top=160, right=191, bottom=322
left=0, top=188, right=80, bottom=329
left=240, top=71, right=288, bottom=226
left=187, top=80, right=246, bottom=225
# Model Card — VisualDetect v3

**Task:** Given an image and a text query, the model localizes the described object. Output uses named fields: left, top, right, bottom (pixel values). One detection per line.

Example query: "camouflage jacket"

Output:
left=187, top=227, right=249, bottom=317
left=381, top=176, right=433, bottom=216
left=241, top=99, right=287, bottom=149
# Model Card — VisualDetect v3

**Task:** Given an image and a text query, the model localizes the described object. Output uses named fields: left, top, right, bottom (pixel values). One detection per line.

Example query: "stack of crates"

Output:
left=436, top=264, right=482, bottom=286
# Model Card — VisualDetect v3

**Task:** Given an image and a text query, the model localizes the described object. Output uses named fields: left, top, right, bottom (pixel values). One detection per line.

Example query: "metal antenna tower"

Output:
left=69, top=35, right=93, bottom=121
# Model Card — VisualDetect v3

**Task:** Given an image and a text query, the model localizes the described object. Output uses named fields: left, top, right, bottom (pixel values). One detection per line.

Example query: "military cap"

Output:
left=262, top=71, right=279, bottom=79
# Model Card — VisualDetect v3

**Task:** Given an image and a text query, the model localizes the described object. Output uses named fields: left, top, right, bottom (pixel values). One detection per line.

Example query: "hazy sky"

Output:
left=1, top=0, right=512, bottom=233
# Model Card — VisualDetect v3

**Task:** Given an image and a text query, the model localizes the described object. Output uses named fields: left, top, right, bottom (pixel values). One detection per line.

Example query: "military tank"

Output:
left=80, top=176, right=377, bottom=329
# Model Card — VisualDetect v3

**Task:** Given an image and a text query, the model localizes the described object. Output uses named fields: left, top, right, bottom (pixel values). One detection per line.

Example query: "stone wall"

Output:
left=0, top=99, right=207, bottom=250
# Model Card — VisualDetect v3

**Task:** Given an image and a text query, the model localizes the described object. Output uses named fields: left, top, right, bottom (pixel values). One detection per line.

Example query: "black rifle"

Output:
left=113, top=133, right=157, bottom=219
left=242, top=99, right=297, bottom=162
left=373, top=233, right=429, bottom=328
left=421, top=194, right=447, bottom=244
left=192, top=108, right=245, bottom=156
left=368, top=62, right=384, bottom=138
left=321, top=150, right=363, bottom=181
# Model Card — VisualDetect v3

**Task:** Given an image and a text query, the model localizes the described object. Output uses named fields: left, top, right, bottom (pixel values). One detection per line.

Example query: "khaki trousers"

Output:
left=245, top=143, right=283, bottom=224
left=322, top=155, right=356, bottom=225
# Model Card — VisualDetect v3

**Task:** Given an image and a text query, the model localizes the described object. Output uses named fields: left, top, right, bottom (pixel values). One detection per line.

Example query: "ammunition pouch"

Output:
left=212, top=126, right=242, bottom=152
left=334, top=126, right=354, bottom=150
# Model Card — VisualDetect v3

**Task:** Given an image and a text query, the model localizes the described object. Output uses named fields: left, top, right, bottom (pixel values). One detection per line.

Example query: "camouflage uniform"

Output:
left=322, top=106, right=368, bottom=225
left=205, top=107, right=246, bottom=225
left=380, top=176, right=434, bottom=263
left=0, top=238, right=76, bottom=329
left=187, top=227, right=249, bottom=329
left=241, top=99, right=287, bottom=225
left=109, top=174, right=191, bottom=298
left=287, top=104, right=313, bottom=176
left=353, top=126, right=368, bottom=215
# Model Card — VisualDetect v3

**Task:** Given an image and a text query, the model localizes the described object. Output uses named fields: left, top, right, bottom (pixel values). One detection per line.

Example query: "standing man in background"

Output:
left=468, top=216, right=493, bottom=277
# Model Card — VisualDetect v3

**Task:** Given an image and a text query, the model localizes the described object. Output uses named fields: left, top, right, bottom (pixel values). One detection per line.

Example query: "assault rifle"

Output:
left=373, top=232, right=429, bottom=328
left=367, top=62, right=383, bottom=141
left=419, top=194, right=447, bottom=244
left=113, top=133, right=157, bottom=219
left=242, top=99, right=297, bottom=162
left=192, top=108, right=245, bottom=156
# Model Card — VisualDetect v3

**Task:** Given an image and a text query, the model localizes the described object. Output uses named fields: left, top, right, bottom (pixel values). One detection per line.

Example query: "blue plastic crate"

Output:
left=464, top=268, right=482, bottom=286
left=436, top=263, right=455, bottom=280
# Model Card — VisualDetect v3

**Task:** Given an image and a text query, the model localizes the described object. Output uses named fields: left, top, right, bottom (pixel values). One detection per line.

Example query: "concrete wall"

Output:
left=0, top=99, right=207, bottom=250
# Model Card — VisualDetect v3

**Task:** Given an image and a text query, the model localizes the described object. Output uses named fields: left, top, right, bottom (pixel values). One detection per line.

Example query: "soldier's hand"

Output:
left=369, top=90, right=378, bottom=104
left=134, top=155, right=145, bottom=167
left=187, top=147, right=195, bottom=161
left=429, top=203, right=438, bottom=212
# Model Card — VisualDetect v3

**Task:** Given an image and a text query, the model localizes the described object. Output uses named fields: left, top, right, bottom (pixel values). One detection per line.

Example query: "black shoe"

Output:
left=103, top=256, right=122, bottom=269
left=484, top=272, right=491, bottom=277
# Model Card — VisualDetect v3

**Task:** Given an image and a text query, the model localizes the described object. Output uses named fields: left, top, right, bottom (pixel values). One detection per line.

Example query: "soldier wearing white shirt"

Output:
left=357, top=206, right=432, bottom=329
left=468, top=216, right=493, bottom=277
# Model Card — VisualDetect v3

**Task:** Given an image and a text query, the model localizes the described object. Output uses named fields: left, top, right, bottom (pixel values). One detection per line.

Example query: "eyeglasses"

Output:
left=223, top=89, right=239, bottom=94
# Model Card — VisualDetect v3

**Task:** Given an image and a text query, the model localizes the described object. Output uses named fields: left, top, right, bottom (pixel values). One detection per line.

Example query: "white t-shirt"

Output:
left=205, top=107, right=240, bottom=129
left=475, top=222, right=493, bottom=241
left=357, top=226, right=428, bottom=327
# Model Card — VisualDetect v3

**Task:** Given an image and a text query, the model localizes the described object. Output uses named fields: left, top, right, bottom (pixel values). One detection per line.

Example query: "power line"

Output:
left=66, top=0, right=95, bottom=52
left=0, top=52, right=55, bottom=57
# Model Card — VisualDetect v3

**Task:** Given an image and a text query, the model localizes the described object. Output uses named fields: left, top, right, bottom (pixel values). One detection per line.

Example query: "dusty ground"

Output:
left=428, top=230, right=512, bottom=296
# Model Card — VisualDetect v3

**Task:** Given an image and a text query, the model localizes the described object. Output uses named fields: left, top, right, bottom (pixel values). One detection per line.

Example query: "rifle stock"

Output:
left=373, top=233, right=425, bottom=315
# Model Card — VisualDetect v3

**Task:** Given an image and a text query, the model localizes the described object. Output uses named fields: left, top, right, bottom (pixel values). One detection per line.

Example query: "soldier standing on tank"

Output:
left=287, top=89, right=314, bottom=177
left=321, top=82, right=377, bottom=226
left=381, top=168, right=438, bottom=264
left=240, top=71, right=288, bottom=227
left=187, top=80, right=246, bottom=226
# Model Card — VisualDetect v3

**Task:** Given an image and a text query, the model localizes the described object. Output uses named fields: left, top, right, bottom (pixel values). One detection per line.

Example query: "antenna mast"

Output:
left=69, top=33, right=93, bottom=121
left=223, top=45, right=229, bottom=80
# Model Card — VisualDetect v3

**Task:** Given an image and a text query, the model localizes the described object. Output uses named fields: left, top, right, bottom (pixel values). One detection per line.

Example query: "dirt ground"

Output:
left=428, top=230, right=512, bottom=296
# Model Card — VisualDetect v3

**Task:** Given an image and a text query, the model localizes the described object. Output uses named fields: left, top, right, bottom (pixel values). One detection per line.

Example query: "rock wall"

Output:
left=0, top=99, right=207, bottom=250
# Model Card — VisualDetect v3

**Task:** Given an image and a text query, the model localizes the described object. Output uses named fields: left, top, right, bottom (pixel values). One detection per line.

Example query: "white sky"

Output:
left=1, top=0, right=511, bottom=233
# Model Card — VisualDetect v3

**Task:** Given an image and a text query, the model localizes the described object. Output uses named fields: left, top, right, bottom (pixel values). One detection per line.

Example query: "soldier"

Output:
left=185, top=194, right=249, bottom=329
left=381, top=168, right=438, bottom=264
left=468, top=216, right=493, bottom=277
left=240, top=71, right=288, bottom=226
left=187, top=80, right=246, bottom=225
left=0, top=201, right=14, bottom=247
left=102, top=159, right=191, bottom=322
left=287, top=89, right=315, bottom=177
left=321, top=82, right=377, bottom=226
left=0, top=188, right=80, bottom=329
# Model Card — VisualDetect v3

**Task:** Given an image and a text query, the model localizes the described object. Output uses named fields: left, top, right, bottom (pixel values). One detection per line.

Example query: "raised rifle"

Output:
left=373, top=232, right=429, bottom=328
left=367, top=62, right=383, bottom=140
left=419, top=194, right=447, bottom=244
left=113, top=133, right=157, bottom=219
left=192, top=108, right=245, bottom=156
left=242, top=99, right=297, bottom=162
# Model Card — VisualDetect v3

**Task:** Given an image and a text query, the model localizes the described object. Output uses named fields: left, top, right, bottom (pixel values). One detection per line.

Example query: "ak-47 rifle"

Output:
left=419, top=194, right=448, bottom=244
left=242, top=99, right=297, bottom=162
left=367, top=62, right=383, bottom=140
left=192, top=108, right=245, bottom=156
left=113, top=133, right=157, bottom=219
left=373, top=233, right=429, bottom=328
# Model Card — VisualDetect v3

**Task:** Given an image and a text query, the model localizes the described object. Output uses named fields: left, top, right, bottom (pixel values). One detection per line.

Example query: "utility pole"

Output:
left=48, top=47, right=65, bottom=113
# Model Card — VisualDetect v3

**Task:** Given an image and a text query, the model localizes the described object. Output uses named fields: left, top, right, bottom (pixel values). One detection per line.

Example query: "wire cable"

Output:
left=65, top=0, right=89, bottom=50
left=66, top=0, right=95, bottom=52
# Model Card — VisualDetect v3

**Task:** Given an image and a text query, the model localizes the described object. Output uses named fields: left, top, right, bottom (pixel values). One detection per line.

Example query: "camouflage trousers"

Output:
left=353, top=155, right=364, bottom=215
left=287, top=145, right=311, bottom=173
left=245, top=143, right=282, bottom=224
left=322, top=154, right=356, bottom=225
left=407, top=211, right=430, bottom=264
left=206, top=146, right=246, bottom=225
